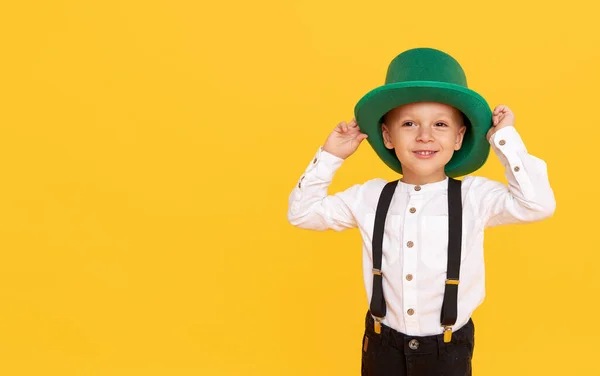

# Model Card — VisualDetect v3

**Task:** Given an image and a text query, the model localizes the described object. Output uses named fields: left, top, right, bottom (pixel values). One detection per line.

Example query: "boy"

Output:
left=287, top=48, right=555, bottom=375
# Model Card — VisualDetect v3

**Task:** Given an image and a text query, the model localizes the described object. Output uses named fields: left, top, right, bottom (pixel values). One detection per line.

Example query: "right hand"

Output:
left=322, top=119, right=368, bottom=159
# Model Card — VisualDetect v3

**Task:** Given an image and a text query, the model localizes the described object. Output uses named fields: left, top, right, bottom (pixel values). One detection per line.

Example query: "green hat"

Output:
left=354, top=48, right=493, bottom=177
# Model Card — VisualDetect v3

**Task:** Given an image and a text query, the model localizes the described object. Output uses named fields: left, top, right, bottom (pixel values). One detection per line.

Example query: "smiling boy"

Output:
left=287, top=48, right=555, bottom=375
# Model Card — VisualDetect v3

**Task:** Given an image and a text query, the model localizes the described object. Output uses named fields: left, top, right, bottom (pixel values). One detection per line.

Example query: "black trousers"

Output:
left=361, top=311, right=475, bottom=376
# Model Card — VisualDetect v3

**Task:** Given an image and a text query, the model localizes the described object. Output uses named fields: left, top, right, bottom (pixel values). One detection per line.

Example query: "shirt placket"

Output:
left=402, top=186, right=423, bottom=333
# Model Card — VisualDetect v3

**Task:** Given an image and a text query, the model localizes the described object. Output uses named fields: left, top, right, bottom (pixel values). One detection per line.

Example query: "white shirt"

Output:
left=287, top=126, right=556, bottom=336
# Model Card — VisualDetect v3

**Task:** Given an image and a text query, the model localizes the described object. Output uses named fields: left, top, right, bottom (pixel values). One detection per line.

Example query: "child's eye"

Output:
left=403, top=121, right=416, bottom=127
left=435, top=122, right=448, bottom=127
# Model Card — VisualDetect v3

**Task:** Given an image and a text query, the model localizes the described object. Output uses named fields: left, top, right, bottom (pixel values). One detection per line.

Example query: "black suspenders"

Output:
left=441, top=177, right=463, bottom=341
left=370, top=180, right=399, bottom=334
left=369, top=178, right=462, bottom=342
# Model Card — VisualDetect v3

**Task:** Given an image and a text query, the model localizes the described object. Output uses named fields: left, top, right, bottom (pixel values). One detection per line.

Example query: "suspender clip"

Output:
left=443, top=326, right=453, bottom=343
left=374, top=316, right=382, bottom=334
left=372, top=268, right=382, bottom=276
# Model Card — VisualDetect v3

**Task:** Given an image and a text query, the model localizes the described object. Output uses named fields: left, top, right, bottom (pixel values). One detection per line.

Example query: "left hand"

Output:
left=487, top=105, right=515, bottom=141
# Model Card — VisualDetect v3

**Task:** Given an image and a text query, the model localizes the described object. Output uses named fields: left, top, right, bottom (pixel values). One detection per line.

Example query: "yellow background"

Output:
left=0, top=0, right=598, bottom=375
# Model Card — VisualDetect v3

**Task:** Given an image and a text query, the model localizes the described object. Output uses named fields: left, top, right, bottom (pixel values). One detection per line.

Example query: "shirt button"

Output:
left=407, top=308, right=415, bottom=316
left=407, top=241, right=414, bottom=248
left=409, top=339, right=419, bottom=350
left=406, top=274, right=413, bottom=281
left=499, top=140, right=506, bottom=146
left=414, top=185, right=421, bottom=191
left=409, top=207, right=416, bottom=214
left=313, top=157, right=317, bottom=164
left=514, top=166, right=520, bottom=172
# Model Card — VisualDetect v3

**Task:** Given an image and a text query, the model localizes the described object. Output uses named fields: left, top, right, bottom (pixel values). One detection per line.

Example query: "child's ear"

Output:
left=381, top=123, right=394, bottom=149
left=454, top=125, right=467, bottom=151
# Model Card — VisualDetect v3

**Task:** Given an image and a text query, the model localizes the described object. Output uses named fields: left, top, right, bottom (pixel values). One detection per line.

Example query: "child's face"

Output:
left=381, top=102, right=466, bottom=184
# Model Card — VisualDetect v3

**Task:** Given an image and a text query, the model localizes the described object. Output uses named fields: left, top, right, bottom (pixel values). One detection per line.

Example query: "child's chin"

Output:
left=404, top=163, right=446, bottom=176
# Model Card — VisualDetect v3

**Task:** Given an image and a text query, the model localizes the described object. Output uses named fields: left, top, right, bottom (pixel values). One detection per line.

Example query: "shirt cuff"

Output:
left=489, top=126, right=527, bottom=166
left=296, top=147, right=345, bottom=189
left=318, top=147, right=345, bottom=166
left=489, top=125, right=536, bottom=199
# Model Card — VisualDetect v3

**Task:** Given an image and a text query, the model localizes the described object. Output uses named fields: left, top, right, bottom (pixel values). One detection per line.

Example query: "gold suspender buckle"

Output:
left=443, top=279, right=458, bottom=342
left=443, top=326, right=453, bottom=343
left=374, top=317, right=382, bottom=334
left=372, top=268, right=382, bottom=276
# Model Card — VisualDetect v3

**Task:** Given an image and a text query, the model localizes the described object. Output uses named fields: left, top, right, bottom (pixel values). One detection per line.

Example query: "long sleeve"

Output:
left=470, top=126, right=556, bottom=228
left=287, top=147, right=363, bottom=231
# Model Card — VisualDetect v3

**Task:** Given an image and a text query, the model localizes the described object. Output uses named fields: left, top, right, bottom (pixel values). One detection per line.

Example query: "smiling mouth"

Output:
left=413, top=151, right=438, bottom=156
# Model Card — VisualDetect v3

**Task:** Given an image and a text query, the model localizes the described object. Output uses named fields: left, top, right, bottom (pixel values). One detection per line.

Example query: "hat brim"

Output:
left=354, top=81, right=493, bottom=177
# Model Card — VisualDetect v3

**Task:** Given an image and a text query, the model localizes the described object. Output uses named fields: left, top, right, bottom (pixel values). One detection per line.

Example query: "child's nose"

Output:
left=417, top=127, right=434, bottom=141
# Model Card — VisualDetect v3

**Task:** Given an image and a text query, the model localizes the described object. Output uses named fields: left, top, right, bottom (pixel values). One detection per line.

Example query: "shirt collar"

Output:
left=396, top=176, right=449, bottom=193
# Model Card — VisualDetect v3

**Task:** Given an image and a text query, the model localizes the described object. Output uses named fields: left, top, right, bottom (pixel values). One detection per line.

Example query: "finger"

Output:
left=353, top=133, right=368, bottom=147
left=493, top=105, right=507, bottom=115
left=348, top=124, right=362, bottom=134
left=341, top=122, right=348, bottom=132
left=349, top=118, right=358, bottom=128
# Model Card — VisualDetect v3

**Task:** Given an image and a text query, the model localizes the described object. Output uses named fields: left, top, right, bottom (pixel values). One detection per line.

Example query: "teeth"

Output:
left=415, top=151, right=435, bottom=155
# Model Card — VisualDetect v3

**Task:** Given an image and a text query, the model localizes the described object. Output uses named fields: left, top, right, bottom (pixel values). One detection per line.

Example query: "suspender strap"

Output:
left=441, top=177, right=463, bottom=331
left=370, top=180, right=399, bottom=320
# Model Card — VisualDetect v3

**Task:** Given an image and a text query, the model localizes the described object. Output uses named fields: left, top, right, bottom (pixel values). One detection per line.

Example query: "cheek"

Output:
left=392, top=135, right=410, bottom=150
left=441, top=131, right=460, bottom=146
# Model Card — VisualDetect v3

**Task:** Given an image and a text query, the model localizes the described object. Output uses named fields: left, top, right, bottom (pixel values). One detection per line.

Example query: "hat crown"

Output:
left=385, top=48, right=467, bottom=87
